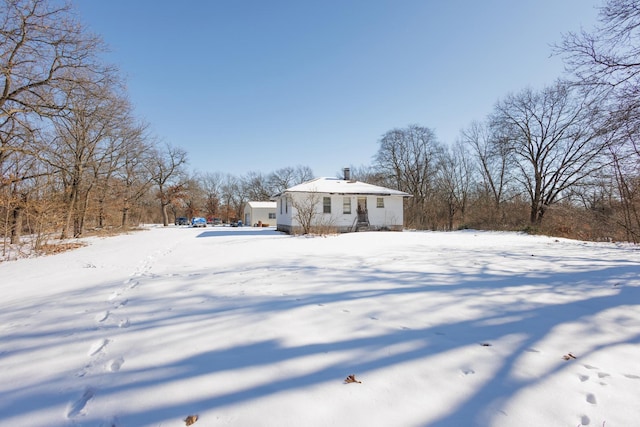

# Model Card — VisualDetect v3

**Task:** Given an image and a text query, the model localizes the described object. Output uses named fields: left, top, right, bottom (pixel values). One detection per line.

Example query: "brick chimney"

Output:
left=343, top=167, right=351, bottom=180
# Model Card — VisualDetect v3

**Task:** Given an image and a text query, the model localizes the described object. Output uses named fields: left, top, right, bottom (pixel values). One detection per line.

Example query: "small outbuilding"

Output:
left=244, top=201, right=277, bottom=227
left=272, top=169, right=411, bottom=234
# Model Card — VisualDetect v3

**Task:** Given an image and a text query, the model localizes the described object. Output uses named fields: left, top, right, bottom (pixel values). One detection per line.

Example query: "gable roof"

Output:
left=275, top=177, right=411, bottom=197
left=247, top=201, right=277, bottom=209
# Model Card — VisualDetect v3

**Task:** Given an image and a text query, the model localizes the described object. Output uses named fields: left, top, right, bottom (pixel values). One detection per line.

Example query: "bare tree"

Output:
left=290, top=191, right=322, bottom=235
left=1, top=0, right=106, bottom=171
left=461, top=121, right=514, bottom=214
left=375, top=124, right=443, bottom=228
left=110, top=121, right=154, bottom=229
left=219, top=174, right=240, bottom=223
left=200, top=171, right=223, bottom=220
left=436, top=142, right=473, bottom=230
left=146, top=144, right=188, bottom=226
left=267, top=165, right=313, bottom=195
left=607, top=124, right=640, bottom=241
left=42, top=72, right=128, bottom=238
left=0, top=121, right=41, bottom=243
left=181, top=175, right=206, bottom=220
left=241, top=170, right=273, bottom=201
left=559, top=0, right=640, bottom=108
left=490, top=82, right=610, bottom=225
left=559, top=0, right=640, bottom=241
left=1, top=0, right=112, bottom=240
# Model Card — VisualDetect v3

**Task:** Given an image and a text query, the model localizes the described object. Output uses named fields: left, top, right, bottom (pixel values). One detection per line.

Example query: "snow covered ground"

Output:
left=0, top=226, right=639, bottom=427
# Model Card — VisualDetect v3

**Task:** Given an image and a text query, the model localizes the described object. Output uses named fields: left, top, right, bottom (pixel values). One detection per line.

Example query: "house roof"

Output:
left=275, top=177, right=411, bottom=197
left=247, top=201, right=277, bottom=209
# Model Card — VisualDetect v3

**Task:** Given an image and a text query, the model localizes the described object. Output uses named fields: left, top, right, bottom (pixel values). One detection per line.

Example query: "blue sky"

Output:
left=74, top=1, right=601, bottom=178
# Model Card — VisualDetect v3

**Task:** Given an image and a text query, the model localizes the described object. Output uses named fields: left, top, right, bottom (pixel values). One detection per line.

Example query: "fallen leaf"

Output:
left=184, top=414, right=198, bottom=425
left=344, top=374, right=362, bottom=384
left=562, top=353, right=577, bottom=360
left=480, top=343, right=492, bottom=347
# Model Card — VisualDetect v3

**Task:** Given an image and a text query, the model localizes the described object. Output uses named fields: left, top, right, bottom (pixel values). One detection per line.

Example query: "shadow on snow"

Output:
left=1, top=240, right=639, bottom=426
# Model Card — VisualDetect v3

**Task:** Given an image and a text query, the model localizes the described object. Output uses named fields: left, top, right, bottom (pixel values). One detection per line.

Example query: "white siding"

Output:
left=244, top=202, right=277, bottom=226
left=276, top=196, right=293, bottom=230
left=368, top=196, right=404, bottom=229
left=277, top=192, right=405, bottom=233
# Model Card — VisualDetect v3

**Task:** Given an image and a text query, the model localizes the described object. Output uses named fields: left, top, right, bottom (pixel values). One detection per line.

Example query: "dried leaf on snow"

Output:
left=562, top=353, right=577, bottom=360
left=184, top=414, right=198, bottom=425
left=344, top=374, right=362, bottom=384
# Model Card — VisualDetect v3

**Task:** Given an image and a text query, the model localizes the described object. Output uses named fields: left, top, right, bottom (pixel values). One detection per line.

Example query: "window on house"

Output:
left=377, top=197, right=384, bottom=208
left=343, top=197, right=351, bottom=214
left=280, top=199, right=283, bottom=214
left=323, top=197, right=331, bottom=214
left=285, top=197, right=288, bottom=214
left=269, top=212, right=276, bottom=219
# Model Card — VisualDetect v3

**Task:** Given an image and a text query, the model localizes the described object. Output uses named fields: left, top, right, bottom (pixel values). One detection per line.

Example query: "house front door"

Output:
left=357, top=197, right=368, bottom=223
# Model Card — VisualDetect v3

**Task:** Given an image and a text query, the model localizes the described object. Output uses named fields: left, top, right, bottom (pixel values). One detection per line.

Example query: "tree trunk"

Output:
left=61, top=185, right=78, bottom=239
left=161, top=201, right=169, bottom=226
left=530, top=204, right=545, bottom=225
left=75, top=194, right=88, bottom=237
left=447, top=200, right=455, bottom=231
left=121, top=205, right=129, bottom=229
left=10, top=205, right=22, bottom=244
left=98, top=197, right=105, bottom=228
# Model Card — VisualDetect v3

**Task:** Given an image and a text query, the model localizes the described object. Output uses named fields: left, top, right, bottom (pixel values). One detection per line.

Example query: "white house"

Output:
left=272, top=171, right=411, bottom=234
left=244, top=201, right=277, bottom=227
